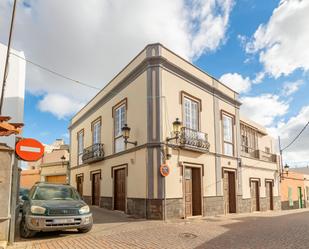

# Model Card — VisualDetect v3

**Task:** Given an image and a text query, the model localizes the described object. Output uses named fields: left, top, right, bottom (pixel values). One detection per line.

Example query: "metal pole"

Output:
left=0, top=0, right=17, bottom=115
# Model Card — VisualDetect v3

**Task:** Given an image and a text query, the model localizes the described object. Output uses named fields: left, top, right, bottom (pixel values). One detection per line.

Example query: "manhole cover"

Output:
left=179, top=233, right=198, bottom=239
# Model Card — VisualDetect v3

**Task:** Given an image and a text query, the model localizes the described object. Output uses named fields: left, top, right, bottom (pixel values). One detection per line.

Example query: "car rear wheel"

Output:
left=20, top=218, right=36, bottom=238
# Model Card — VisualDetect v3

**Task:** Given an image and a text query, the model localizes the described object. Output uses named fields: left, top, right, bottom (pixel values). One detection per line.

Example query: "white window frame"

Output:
left=92, top=119, right=101, bottom=145
left=77, top=130, right=84, bottom=165
left=222, top=113, right=234, bottom=157
left=183, top=96, right=199, bottom=131
left=114, top=103, right=126, bottom=153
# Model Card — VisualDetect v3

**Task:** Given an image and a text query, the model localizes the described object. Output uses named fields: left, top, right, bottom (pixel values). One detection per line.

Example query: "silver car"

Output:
left=20, top=182, right=93, bottom=238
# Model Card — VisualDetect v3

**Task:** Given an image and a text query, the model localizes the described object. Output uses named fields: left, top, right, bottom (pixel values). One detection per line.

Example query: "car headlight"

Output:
left=79, top=205, right=90, bottom=214
left=30, top=206, right=46, bottom=215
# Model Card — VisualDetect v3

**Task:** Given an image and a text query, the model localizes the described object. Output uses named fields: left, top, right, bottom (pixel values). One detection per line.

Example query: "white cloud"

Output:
left=0, top=0, right=234, bottom=118
left=281, top=80, right=303, bottom=97
left=245, top=0, right=309, bottom=78
left=240, top=94, right=288, bottom=127
left=38, top=94, right=84, bottom=119
left=270, top=105, right=309, bottom=166
left=219, top=73, right=251, bottom=94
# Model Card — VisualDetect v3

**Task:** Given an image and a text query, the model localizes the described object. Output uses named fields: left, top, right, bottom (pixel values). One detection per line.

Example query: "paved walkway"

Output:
left=9, top=207, right=309, bottom=249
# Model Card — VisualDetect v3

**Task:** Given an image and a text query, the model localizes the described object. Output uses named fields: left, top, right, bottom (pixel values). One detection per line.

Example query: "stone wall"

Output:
left=83, top=195, right=92, bottom=206
left=203, top=196, right=224, bottom=216
left=273, top=196, right=281, bottom=211
left=237, top=196, right=251, bottom=213
left=165, top=198, right=183, bottom=219
left=281, top=200, right=300, bottom=210
left=260, top=197, right=268, bottom=211
left=127, top=198, right=146, bottom=218
left=146, top=199, right=163, bottom=220
left=100, top=197, right=112, bottom=210
left=0, top=144, right=13, bottom=242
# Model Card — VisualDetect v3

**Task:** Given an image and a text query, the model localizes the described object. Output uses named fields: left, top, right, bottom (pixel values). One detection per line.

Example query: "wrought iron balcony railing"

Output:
left=179, top=127, right=210, bottom=152
left=82, top=143, right=104, bottom=164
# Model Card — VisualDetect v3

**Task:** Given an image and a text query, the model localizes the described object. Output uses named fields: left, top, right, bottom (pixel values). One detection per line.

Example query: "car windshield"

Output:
left=32, top=186, right=80, bottom=201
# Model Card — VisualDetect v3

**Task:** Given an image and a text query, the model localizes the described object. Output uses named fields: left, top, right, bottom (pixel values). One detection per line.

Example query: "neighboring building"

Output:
left=20, top=169, right=41, bottom=189
left=69, top=43, right=280, bottom=219
left=0, top=43, right=25, bottom=148
left=282, top=167, right=309, bottom=209
left=25, top=139, right=70, bottom=184
left=280, top=171, right=306, bottom=210
left=0, top=43, right=25, bottom=243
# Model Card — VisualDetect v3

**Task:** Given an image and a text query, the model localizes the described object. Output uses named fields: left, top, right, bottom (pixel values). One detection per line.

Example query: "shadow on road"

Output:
left=195, top=210, right=309, bottom=249
left=15, top=206, right=145, bottom=242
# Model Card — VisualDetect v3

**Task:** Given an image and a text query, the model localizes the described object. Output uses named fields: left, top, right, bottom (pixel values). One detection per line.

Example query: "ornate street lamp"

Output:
left=122, top=124, right=137, bottom=146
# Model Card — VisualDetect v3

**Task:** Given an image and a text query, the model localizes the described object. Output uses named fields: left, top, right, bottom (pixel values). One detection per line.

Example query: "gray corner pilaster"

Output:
left=212, top=79, right=222, bottom=196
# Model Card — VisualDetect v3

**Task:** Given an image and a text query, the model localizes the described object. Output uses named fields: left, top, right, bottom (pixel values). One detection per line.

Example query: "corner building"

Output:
left=69, top=44, right=281, bottom=219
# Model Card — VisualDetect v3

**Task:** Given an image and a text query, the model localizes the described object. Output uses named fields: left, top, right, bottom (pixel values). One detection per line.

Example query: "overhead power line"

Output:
left=282, top=120, right=309, bottom=151
left=10, top=52, right=100, bottom=90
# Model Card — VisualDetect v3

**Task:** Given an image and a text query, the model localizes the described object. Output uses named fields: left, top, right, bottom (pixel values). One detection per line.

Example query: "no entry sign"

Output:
left=15, top=138, right=44, bottom=161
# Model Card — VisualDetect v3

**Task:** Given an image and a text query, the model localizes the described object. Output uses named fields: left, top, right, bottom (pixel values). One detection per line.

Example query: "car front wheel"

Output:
left=20, top=218, right=36, bottom=238
left=77, top=226, right=92, bottom=233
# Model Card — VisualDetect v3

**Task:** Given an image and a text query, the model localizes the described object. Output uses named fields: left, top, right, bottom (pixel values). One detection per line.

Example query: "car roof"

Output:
left=34, top=182, right=72, bottom=188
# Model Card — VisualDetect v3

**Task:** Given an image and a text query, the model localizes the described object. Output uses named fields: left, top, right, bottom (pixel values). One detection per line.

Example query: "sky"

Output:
left=0, top=0, right=308, bottom=166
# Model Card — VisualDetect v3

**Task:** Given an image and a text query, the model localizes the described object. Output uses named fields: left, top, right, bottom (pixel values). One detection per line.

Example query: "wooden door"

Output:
left=298, top=187, right=303, bottom=208
left=46, top=175, right=66, bottom=184
left=251, top=181, right=260, bottom=211
left=192, top=168, right=202, bottom=216
left=76, top=176, right=83, bottom=197
left=228, top=172, right=236, bottom=213
left=114, top=168, right=126, bottom=211
left=184, top=168, right=192, bottom=217
left=223, top=171, right=236, bottom=213
left=92, top=173, right=100, bottom=206
left=266, top=182, right=273, bottom=210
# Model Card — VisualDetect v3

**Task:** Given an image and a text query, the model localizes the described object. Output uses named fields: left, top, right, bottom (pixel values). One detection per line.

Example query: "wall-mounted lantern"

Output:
left=166, top=118, right=182, bottom=142
left=122, top=124, right=137, bottom=146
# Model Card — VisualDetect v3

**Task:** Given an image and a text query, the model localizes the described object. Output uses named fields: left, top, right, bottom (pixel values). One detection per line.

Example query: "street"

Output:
left=9, top=207, right=309, bottom=249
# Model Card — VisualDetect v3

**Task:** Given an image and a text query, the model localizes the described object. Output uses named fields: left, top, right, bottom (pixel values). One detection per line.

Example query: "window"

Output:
left=240, top=123, right=258, bottom=154
left=114, top=103, right=126, bottom=153
left=184, top=97, right=199, bottom=130
left=92, top=119, right=101, bottom=144
left=265, top=147, right=270, bottom=153
left=77, top=130, right=84, bottom=165
left=222, top=114, right=234, bottom=156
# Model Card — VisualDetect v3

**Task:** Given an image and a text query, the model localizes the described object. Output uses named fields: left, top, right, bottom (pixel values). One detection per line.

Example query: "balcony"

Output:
left=241, top=146, right=277, bottom=163
left=179, top=127, right=210, bottom=153
left=82, top=143, right=104, bottom=164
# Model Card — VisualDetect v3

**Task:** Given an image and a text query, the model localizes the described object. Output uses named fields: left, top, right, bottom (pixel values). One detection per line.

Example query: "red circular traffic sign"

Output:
left=15, top=138, right=45, bottom=161
left=160, top=164, right=170, bottom=177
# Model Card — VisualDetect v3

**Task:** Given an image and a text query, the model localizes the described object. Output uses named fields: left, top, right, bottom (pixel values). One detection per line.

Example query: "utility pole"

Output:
left=0, top=0, right=17, bottom=115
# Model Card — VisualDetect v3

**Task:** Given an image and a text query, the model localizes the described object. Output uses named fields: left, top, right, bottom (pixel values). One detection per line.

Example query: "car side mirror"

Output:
left=22, top=195, right=29, bottom=201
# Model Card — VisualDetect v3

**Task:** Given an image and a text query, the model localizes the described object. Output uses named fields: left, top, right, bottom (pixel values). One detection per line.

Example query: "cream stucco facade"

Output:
left=69, top=43, right=280, bottom=219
